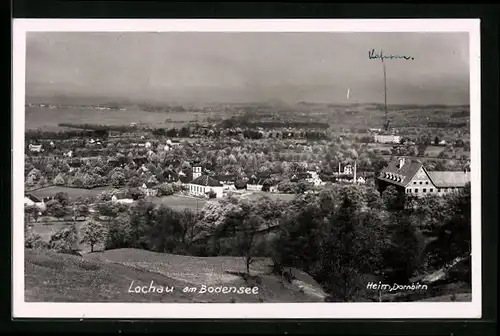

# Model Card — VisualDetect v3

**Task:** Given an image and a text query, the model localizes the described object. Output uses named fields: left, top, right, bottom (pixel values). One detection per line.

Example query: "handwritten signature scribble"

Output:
left=369, top=48, right=415, bottom=61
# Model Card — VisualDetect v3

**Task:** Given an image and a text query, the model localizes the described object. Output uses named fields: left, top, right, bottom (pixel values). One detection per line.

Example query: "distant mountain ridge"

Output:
left=26, top=95, right=469, bottom=109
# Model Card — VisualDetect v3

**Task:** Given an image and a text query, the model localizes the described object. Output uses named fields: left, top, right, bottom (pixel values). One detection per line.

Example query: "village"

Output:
left=23, top=117, right=473, bottom=305
left=24, top=119, right=471, bottom=227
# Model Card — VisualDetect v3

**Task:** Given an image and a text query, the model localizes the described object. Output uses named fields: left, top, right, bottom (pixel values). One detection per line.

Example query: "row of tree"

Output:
left=27, top=182, right=471, bottom=301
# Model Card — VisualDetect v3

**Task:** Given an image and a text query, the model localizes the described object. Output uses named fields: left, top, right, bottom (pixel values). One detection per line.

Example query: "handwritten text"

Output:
left=369, top=48, right=415, bottom=61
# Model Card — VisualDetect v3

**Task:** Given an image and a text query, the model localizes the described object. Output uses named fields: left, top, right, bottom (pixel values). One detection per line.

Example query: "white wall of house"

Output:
left=404, top=167, right=437, bottom=196
left=24, top=197, right=35, bottom=206
left=24, top=197, right=46, bottom=211
left=247, top=184, right=263, bottom=191
left=111, top=195, right=134, bottom=204
left=307, top=177, right=324, bottom=186
left=404, top=167, right=462, bottom=197
left=374, top=135, right=401, bottom=144
left=192, top=166, right=202, bottom=180
left=188, top=184, right=224, bottom=198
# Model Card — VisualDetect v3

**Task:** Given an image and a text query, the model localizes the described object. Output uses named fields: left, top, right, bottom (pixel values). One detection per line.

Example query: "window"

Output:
left=423, top=188, right=427, bottom=193
left=415, top=189, right=418, bottom=193
left=430, top=188, right=433, bottom=192
left=413, top=181, right=417, bottom=185
left=419, top=181, right=423, bottom=185
left=438, top=188, right=441, bottom=192
left=425, top=181, right=429, bottom=185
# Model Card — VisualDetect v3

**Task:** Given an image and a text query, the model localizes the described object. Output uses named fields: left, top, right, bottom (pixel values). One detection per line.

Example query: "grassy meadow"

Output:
left=30, top=186, right=114, bottom=200
left=25, top=248, right=326, bottom=303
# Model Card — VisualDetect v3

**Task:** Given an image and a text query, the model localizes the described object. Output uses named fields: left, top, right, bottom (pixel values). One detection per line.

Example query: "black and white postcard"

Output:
left=12, top=19, right=481, bottom=319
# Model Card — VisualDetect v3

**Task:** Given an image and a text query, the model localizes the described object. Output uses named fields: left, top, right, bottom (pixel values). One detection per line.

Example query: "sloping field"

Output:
left=25, top=249, right=192, bottom=302
left=86, top=249, right=327, bottom=302
left=85, top=248, right=275, bottom=285
left=424, top=145, right=445, bottom=157
left=26, top=248, right=326, bottom=303
left=145, top=195, right=209, bottom=212
left=238, top=192, right=296, bottom=202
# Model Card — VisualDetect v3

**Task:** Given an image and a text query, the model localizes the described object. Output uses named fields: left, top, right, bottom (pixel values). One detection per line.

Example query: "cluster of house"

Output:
left=377, top=157, right=471, bottom=197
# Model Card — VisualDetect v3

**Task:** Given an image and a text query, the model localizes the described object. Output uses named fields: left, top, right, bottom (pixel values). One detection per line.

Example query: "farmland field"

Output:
left=29, top=221, right=86, bottom=242
left=145, top=195, right=210, bottom=212
left=238, top=191, right=296, bottom=202
left=380, top=154, right=451, bottom=162
left=424, top=145, right=445, bottom=157
left=25, top=248, right=326, bottom=303
left=30, top=186, right=113, bottom=200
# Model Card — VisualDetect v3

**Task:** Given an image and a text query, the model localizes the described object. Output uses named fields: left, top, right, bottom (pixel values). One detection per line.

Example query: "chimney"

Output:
left=353, top=161, right=357, bottom=183
left=398, top=157, right=405, bottom=169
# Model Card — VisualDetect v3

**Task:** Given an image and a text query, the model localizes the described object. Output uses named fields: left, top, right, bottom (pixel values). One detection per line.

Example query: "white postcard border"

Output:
left=12, top=18, right=481, bottom=319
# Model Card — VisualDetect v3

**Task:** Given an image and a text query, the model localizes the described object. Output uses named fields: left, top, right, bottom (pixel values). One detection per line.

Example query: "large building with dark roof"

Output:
left=377, top=157, right=471, bottom=199
left=187, top=174, right=224, bottom=198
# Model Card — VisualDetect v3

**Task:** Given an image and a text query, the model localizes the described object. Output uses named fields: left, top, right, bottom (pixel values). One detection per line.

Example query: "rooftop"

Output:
left=427, top=171, right=471, bottom=188
left=190, top=175, right=223, bottom=187
left=25, top=193, right=42, bottom=203
left=378, top=158, right=423, bottom=187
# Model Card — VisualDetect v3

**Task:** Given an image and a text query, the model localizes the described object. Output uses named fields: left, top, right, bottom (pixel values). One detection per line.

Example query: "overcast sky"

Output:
left=26, top=32, right=470, bottom=105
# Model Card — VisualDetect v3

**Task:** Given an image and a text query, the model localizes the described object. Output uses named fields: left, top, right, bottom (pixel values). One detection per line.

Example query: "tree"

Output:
left=224, top=208, right=262, bottom=275
left=49, top=224, right=79, bottom=253
left=54, top=192, right=70, bottom=207
left=157, top=183, right=175, bottom=197
left=317, top=192, right=385, bottom=301
left=53, top=173, right=65, bottom=186
left=71, top=177, right=83, bottom=188
left=434, top=136, right=440, bottom=145
left=80, top=219, right=107, bottom=252
left=272, top=185, right=386, bottom=301
left=208, top=190, right=217, bottom=199
left=364, top=187, right=384, bottom=210
left=426, top=183, right=471, bottom=269
left=381, top=185, right=401, bottom=211
left=128, top=200, right=156, bottom=249
left=46, top=199, right=67, bottom=220
left=384, top=213, right=425, bottom=284
left=128, top=187, right=146, bottom=200
left=110, top=170, right=126, bottom=187
left=105, top=214, right=133, bottom=250
left=179, top=209, right=198, bottom=251
left=24, top=205, right=40, bottom=222
left=147, top=205, right=184, bottom=253
left=25, top=222, right=46, bottom=249
left=75, top=203, right=89, bottom=219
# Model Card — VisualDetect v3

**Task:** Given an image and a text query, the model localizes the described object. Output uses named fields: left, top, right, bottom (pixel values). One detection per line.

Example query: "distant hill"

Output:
left=23, top=100, right=470, bottom=131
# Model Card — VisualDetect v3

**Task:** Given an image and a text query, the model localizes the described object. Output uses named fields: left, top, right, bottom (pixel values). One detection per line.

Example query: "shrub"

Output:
left=80, top=219, right=108, bottom=253
left=49, top=224, right=79, bottom=253
left=25, top=230, right=48, bottom=249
